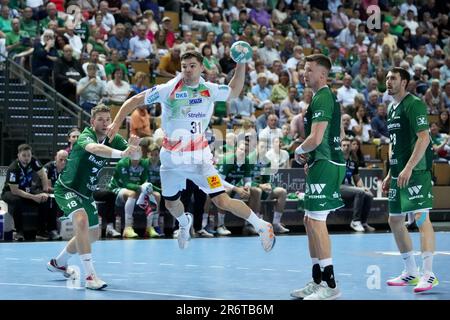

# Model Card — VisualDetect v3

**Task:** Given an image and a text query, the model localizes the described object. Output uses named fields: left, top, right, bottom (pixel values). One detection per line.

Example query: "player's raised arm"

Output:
left=228, top=41, right=253, bottom=100
left=107, top=91, right=147, bottom=140
left=228, top=63, right=246, bottom=100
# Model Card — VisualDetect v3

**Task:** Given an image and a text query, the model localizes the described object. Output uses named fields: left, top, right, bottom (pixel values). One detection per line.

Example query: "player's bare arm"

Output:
left=227, top=63, right=246, bottom=99
left=295, top=121, right=328, bottom=163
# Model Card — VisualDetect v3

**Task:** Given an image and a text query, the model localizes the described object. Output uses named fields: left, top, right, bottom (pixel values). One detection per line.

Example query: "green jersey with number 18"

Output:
left=387, top=93, right=433, bottom=177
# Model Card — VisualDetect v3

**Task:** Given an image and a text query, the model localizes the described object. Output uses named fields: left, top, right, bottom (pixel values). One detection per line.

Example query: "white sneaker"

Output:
left=350, top=220, right=365, bottom=232
left=217, top=225, right=232, bottom=236
left=273, top=223, right=290, bottom=234
left=290, top=281, right=322, bottom=299
left=303, top=284, right=341, bottom=300
left=196, top=228, right=214, bottom=238
left=106, top=227, right=121, bottom=238
left=257, top=222, right=276, bottom=252
left=85, top=274, right=107, bottom=290
left=177, top=214, right=193, bottom=249
left=172, top=229, right=179, bottom=239
left=414, top=272, right=439, bottom=293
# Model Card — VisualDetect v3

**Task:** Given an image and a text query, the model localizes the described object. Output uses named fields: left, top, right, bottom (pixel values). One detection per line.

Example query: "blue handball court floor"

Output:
left=0, top=232, right=449, bottom=300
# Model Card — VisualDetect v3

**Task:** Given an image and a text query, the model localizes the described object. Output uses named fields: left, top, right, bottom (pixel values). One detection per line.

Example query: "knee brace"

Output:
left=414, top=211, right=428, bottom=228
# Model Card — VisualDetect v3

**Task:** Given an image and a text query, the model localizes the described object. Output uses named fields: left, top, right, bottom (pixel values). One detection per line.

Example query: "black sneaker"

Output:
left=14, top=232, right=24, bottom=242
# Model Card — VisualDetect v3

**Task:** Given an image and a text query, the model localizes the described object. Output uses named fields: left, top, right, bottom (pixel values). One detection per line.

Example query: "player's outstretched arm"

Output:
left=85, top=143, right=139, bottom=159
left=107, top=91, right=147, bottom=140
left=228, top=63, right=246, bottom=99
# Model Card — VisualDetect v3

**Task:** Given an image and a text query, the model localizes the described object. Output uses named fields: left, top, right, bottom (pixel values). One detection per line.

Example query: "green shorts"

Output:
left=389, top=170, right=433, bottom=215
left=304, top=160, right=346, bottom=212
left=54, top=183, right=99, bottom=228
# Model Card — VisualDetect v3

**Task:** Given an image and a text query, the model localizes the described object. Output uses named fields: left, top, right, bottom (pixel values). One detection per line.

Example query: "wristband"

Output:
left=111, top=149, right=123, bottom=158
left=295, top=146, right=306, bottom=155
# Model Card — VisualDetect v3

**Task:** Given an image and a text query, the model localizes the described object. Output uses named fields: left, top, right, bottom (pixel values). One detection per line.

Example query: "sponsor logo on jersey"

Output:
left=199, top=89, right=210, bottom=97
left=218, top=85, right=228, bottom=91
left=175, top=91, right=188, bottom=99
left=416, top=116, right=427, bottom=126
left=388, top=189, right=396, bottom=200
left=312, top=110, right=324, bottom=119
left=189, top=98, right=203, bottom=104
left=187, top=112, right=207, bottom=119
left=306, top=183, right=327, bottom=199
left=387, top=123, right=401, bottom=130
left=88, top=155, right=105, bottom=167
left=146, top=91, right=160, bottom=104
left=207, top=175, right=222, bottom=189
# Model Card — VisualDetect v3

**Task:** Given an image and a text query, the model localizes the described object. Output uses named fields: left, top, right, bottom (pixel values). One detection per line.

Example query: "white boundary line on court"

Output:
left=0, top=282, right=224, bottom=300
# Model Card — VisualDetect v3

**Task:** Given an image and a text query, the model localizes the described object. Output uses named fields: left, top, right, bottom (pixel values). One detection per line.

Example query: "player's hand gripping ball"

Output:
left=230, top=41, right=253, bottom=64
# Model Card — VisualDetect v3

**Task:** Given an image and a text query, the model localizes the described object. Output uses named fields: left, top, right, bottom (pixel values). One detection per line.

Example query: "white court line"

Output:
left=0, top=282, right=223, bottom=300
left=338, top=273, right=352, bottom=276
left=287, top=270, right=302, bottom=273
left=133, top=262, right=147, bottom=265
left=5, top=258, right=19, bottom=260
left=30, top=258, right=43, bottom=261
left=261, top=268, right=275, bottom=271
left=159, top=263, right=174, bottom=266
left=106, top=262, right=121, bottom=264
left=236, top=267, right=249, bottom=270
left=209, top=266, right=225, bottom=269
left=185, top=265, right=199, bottom=267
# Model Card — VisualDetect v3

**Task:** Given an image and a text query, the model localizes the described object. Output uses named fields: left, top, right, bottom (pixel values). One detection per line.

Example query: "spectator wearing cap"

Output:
left=156, top=44, right=181, bottom=78
left=161, top=16, right=175, bottom=48
left=257, top=35, right=281, bottom=68
left=250, top=72, right=272, bottom=107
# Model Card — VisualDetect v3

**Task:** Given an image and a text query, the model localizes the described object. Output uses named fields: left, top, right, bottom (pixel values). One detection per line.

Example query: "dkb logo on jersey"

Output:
left=408, top=185, right=423, bottom=200
left=312, top=110, right=324, bottom=120
left=175, top=91, right=188, bottom=99
left=388, top=189, right=396, bottom=200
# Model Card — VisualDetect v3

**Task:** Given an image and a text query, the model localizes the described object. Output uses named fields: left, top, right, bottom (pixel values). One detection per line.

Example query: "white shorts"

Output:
left=115, top=188, right=129, bottom=206
left=304, top=210, right=330, bottom=222
left=159, top=147, right=225, bottom=198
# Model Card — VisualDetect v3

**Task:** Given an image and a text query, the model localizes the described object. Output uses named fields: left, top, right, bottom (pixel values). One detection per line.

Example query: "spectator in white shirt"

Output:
left=399, top=0, right=418, bottom=17
left=337, top=19, right=357, bottom=51
left=82, top=50, right=107, bottom=81
left=259, top=114, right=283, bottom=149
left=266, top=137, right=290, bottom=170
left=413, top=45, right=429, bottom=68
left=279, top=86, right=301, bottom=126
left=257, top=35, right=281, bottom=68
left=404, top=10, right=419, bottom=35
left=337, top=74, right=358, bottom=108
left=64, top=22, right=83, bottom=60
left=285, top=46, right=304, bottom=73
left=106, top=67, right=130, bottom=105
left=97, top=1, right=115, bottom=32
left=128, top=24, right=153, bottom=60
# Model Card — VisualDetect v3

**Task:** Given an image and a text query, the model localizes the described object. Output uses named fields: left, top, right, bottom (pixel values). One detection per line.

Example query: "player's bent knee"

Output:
left=211, top=193, right=229, bottom=210
left=388, top=215, right=405, bottom=227
left=72, top=210, right=89, bottom=228
left=414, top=211, right=429, bottom=228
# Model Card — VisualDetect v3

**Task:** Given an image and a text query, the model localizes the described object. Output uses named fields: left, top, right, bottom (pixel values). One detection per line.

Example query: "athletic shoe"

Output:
left=303, top=284, right=342, bottom=300
left=362, top=223, right=376, bottom=232
left=177, top=214, right=193, bottom=249
left=273, top=223, right=290, bottom=234
left=290, top=281, right=322, bottom=299
left=106, top=227, right=121, bottom=238
left=146, top=226, right=160, bottom=238
left=196, top=228, right=214, bottom=238
left=49, top=230, right=62, bottom=241
left=414, top=272, right=439, bottom=293
left=85, top=274, right=107, bottom=290
left=154, top=226, right=165, bottom=237
left=386, top=271, right=419, bottom=286
left=47, top=258, right=71, bottom=278
left=217, top=225, right=232, bottom=236
left=122, top=226, right=138, bottom=238
left=350, top=220, right=365, bottom=232
left=257, top=222, right=276, bottom=252
left=172, top=229, right=179, bottom=239
left=14, top=232, right=24, bottom=242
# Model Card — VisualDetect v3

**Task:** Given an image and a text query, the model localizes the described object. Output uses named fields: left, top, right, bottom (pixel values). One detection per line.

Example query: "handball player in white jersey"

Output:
left=107, top=50, right=275, bottom=251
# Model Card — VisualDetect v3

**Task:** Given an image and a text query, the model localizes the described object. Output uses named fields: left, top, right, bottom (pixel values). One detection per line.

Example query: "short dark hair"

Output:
left=181, top=50, right=203, bottom=64
left=390, top=67, right=410, bottom=86
left=305, top=54, right=332, bottom=71
left=91, top=104, right=111, bottom=118
left=18, top=144, right=32, bottom=153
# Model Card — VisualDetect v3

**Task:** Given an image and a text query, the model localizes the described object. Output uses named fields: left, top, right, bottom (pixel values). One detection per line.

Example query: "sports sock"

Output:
left=80, top=253, right=95, bottom=277
left=422, top=251, right=433, bottom=274
left=56, top=247, right=73, bottom=266
left=273, top=211, right=282, bottom=225
left=218, top=212, right=226, bottom=227
left=124, top=198, right=136, bottom=227
left=246, top=211, right=265, bottom=230
left=177, top=213, right=189, bottom=228
left=401, top=251, right=418, bottom=276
